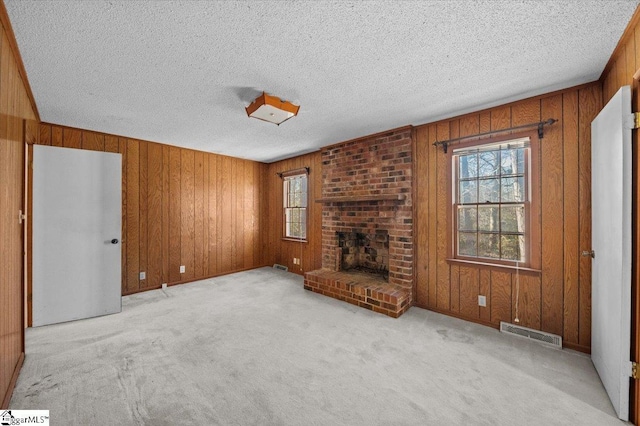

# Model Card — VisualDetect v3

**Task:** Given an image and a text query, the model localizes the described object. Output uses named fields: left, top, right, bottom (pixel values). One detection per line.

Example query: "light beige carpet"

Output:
left=10, top=267, right=625, bottom=425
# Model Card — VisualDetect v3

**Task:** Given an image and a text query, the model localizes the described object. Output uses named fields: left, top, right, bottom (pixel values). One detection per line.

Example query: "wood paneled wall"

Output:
left=414, top=83, right=602, bottom=353
left=35, top=124, right=267, bottom=296
left=0, top=6, right=38, bottom=409
left=263, top=152, right=323, bottom=275
left=599, top=6, right=640, bottom=423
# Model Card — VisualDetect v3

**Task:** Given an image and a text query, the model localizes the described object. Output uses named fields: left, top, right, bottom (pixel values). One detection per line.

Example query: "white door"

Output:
left=591, top=85, right=632, bottom=420
left=32, top=145, right=122, bottom=326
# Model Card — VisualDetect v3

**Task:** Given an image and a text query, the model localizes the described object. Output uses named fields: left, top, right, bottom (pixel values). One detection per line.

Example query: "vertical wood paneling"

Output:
left=562, top=91, right=580, bottom=345
left=216, top=156, right=223, bottom=273
left=413, top=83, right=601, bottom=352
left=450, top=264, right=460, bottom=313
left=125, top=139, right=140, bottom=293
left=427, top=126, right=438, bottom=307
left=617, top=52, right=627, bottom=93
left=119, top=138, right=127, bottom=293
left=511, top=99, right=539, bottom=127
left=626, top=36, right=636, bottom=87
left=415, top=126, right=429, bottom=306
left=168, top=146, right=182, bottom=283
left=104, top=135, right=119, bottom=153
left=38, top=123, right=50, bottom=145
left=32, top=124, right=266, bottom=295
left=479, top=112, right=491, bottom=137
left=221, top=156, right=232, bottom=271
left=490, top=106, right=511, bottom=131
left=244, top=161, right=254, bottom=268
left=264, top=152, right=322, bottom=274
left=161, top=146, right=170, bottom=283
left=459, top=115, right=479, bottom=137
left=208, top=154, right=218, bottom=274
left=146, top=143, right=163, bottom=288
left=578, top=85, right=600, bottom=348
left=513, top=274, right=541, bottom=330
left=63, top=127, right=81, bottom=149
left=636, top=25, right=640, bottom=77
left=194, top=151, right=204, bottom=278
left=435, top=122, right=450, bottom=310
left=0, top=13, right=34, bottom=405
left=459, top=266, right=479, bottom=319
left=202, top=156, right=209, bottom=276
left=82, top=131, right=104, bottom=151
left=51, top=126, right=62, bottom=147
left=234, top=160, right=244, bottom=270
left=448, top=120, right=460, bottom=312
left=491, top=271, right=512, bottom=324
left=138, top=141, right=148, bottom=289
left=540, top=95, right=564, bottom=336
left=180, top=149, right=195, bottom=281
left=479, top=269, right=491, bottom=322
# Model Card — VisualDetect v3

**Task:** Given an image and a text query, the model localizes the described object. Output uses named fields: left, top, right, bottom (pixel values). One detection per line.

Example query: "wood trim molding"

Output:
left=0, top=0, right=40, bottom=121
left=1, top=352, right=24, bottom=409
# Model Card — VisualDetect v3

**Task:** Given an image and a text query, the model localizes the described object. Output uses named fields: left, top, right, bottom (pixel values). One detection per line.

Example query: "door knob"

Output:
left=111, top=239, right=119, bottom=244
left=581, top=250, right=595, bottom=258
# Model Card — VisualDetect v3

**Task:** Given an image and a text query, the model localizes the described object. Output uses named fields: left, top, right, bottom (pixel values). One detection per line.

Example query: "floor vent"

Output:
left=500, top=321, right=562, bottom=349
left=273, top=264, right=288, bottom=271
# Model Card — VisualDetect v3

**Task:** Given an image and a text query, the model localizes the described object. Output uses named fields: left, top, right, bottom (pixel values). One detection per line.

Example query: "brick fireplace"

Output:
left=304, top=126, right=414, bottom=317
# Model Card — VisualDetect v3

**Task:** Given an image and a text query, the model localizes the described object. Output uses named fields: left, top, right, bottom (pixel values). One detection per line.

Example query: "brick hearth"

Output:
left=304, top=270, right=411, bottom=318
left=304, top=127, right=414, bottom=317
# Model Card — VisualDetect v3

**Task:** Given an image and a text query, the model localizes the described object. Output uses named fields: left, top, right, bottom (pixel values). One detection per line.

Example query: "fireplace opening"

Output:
left=337, top=230, right=389, bottom=280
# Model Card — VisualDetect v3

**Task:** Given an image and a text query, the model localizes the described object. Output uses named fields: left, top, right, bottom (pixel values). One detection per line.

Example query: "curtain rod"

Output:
left=276, top=167, right=310, bottom=178
left=433, top=118, right=558, bottom=153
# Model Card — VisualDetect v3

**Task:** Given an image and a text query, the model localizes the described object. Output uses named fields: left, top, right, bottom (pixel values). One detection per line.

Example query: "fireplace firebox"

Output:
left=337, top=230, right=388, bottom=280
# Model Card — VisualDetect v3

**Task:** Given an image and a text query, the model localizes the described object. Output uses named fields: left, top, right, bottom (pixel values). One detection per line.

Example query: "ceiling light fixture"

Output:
left=245, top=92, right=300, bottom=125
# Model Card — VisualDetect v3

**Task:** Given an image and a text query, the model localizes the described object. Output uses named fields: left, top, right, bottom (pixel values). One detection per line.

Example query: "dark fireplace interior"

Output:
left=337, top=229, right=389, bottom=280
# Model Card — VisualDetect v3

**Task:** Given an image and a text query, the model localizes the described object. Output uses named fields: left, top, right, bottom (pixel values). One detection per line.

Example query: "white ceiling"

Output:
left=6, top=1, right=639, bottom=163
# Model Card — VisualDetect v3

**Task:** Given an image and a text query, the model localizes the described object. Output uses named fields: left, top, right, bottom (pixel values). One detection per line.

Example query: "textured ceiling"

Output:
left=5, top=1, right=639, bottom=162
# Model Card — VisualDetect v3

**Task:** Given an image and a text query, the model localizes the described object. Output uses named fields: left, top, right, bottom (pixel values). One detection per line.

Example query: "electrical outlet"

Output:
left=180, top=265, right=185, bottom=274
left=162, top=283, right=167, bottom=290
left=478, top=295, right=487, bottom=307
left=139, top=271, right=146, bottom=280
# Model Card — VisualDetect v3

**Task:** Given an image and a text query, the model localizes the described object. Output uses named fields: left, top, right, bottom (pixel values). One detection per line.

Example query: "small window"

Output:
left=283, top=173, right=307, bottom=240
left=452, top=135, right=537, bottom=266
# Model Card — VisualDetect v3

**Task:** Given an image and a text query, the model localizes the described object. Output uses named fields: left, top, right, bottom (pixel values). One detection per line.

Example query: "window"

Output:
left=283, top=173, right=307, bottom=240
left=452, top=134, right=538, bottom=267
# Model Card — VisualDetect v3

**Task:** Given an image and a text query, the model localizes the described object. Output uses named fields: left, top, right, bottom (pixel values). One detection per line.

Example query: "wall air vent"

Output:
left=500, top=321, right=562, bottom=349
left=273, top=264, right=288, bottom=271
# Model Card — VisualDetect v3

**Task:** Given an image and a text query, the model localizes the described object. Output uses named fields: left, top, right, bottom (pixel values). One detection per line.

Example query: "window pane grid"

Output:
left=283, top=173, right=308, bottom=239
left=455, top=144, right=528, bottom=263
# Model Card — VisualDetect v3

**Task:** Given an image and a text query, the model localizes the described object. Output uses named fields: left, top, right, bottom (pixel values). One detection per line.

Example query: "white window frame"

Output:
left=450, top=132, right=539, bottom=268
left=283, top=173, right=308, bottom=241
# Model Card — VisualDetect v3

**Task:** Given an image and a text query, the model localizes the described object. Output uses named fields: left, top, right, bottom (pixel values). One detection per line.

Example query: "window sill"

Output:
left=446, top=258, right=541, bottom=275
left=282, top=238, right=308, bottom=244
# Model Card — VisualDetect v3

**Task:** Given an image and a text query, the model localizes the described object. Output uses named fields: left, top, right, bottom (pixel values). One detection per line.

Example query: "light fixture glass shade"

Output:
left=245, top=92, right=300, bottom=125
